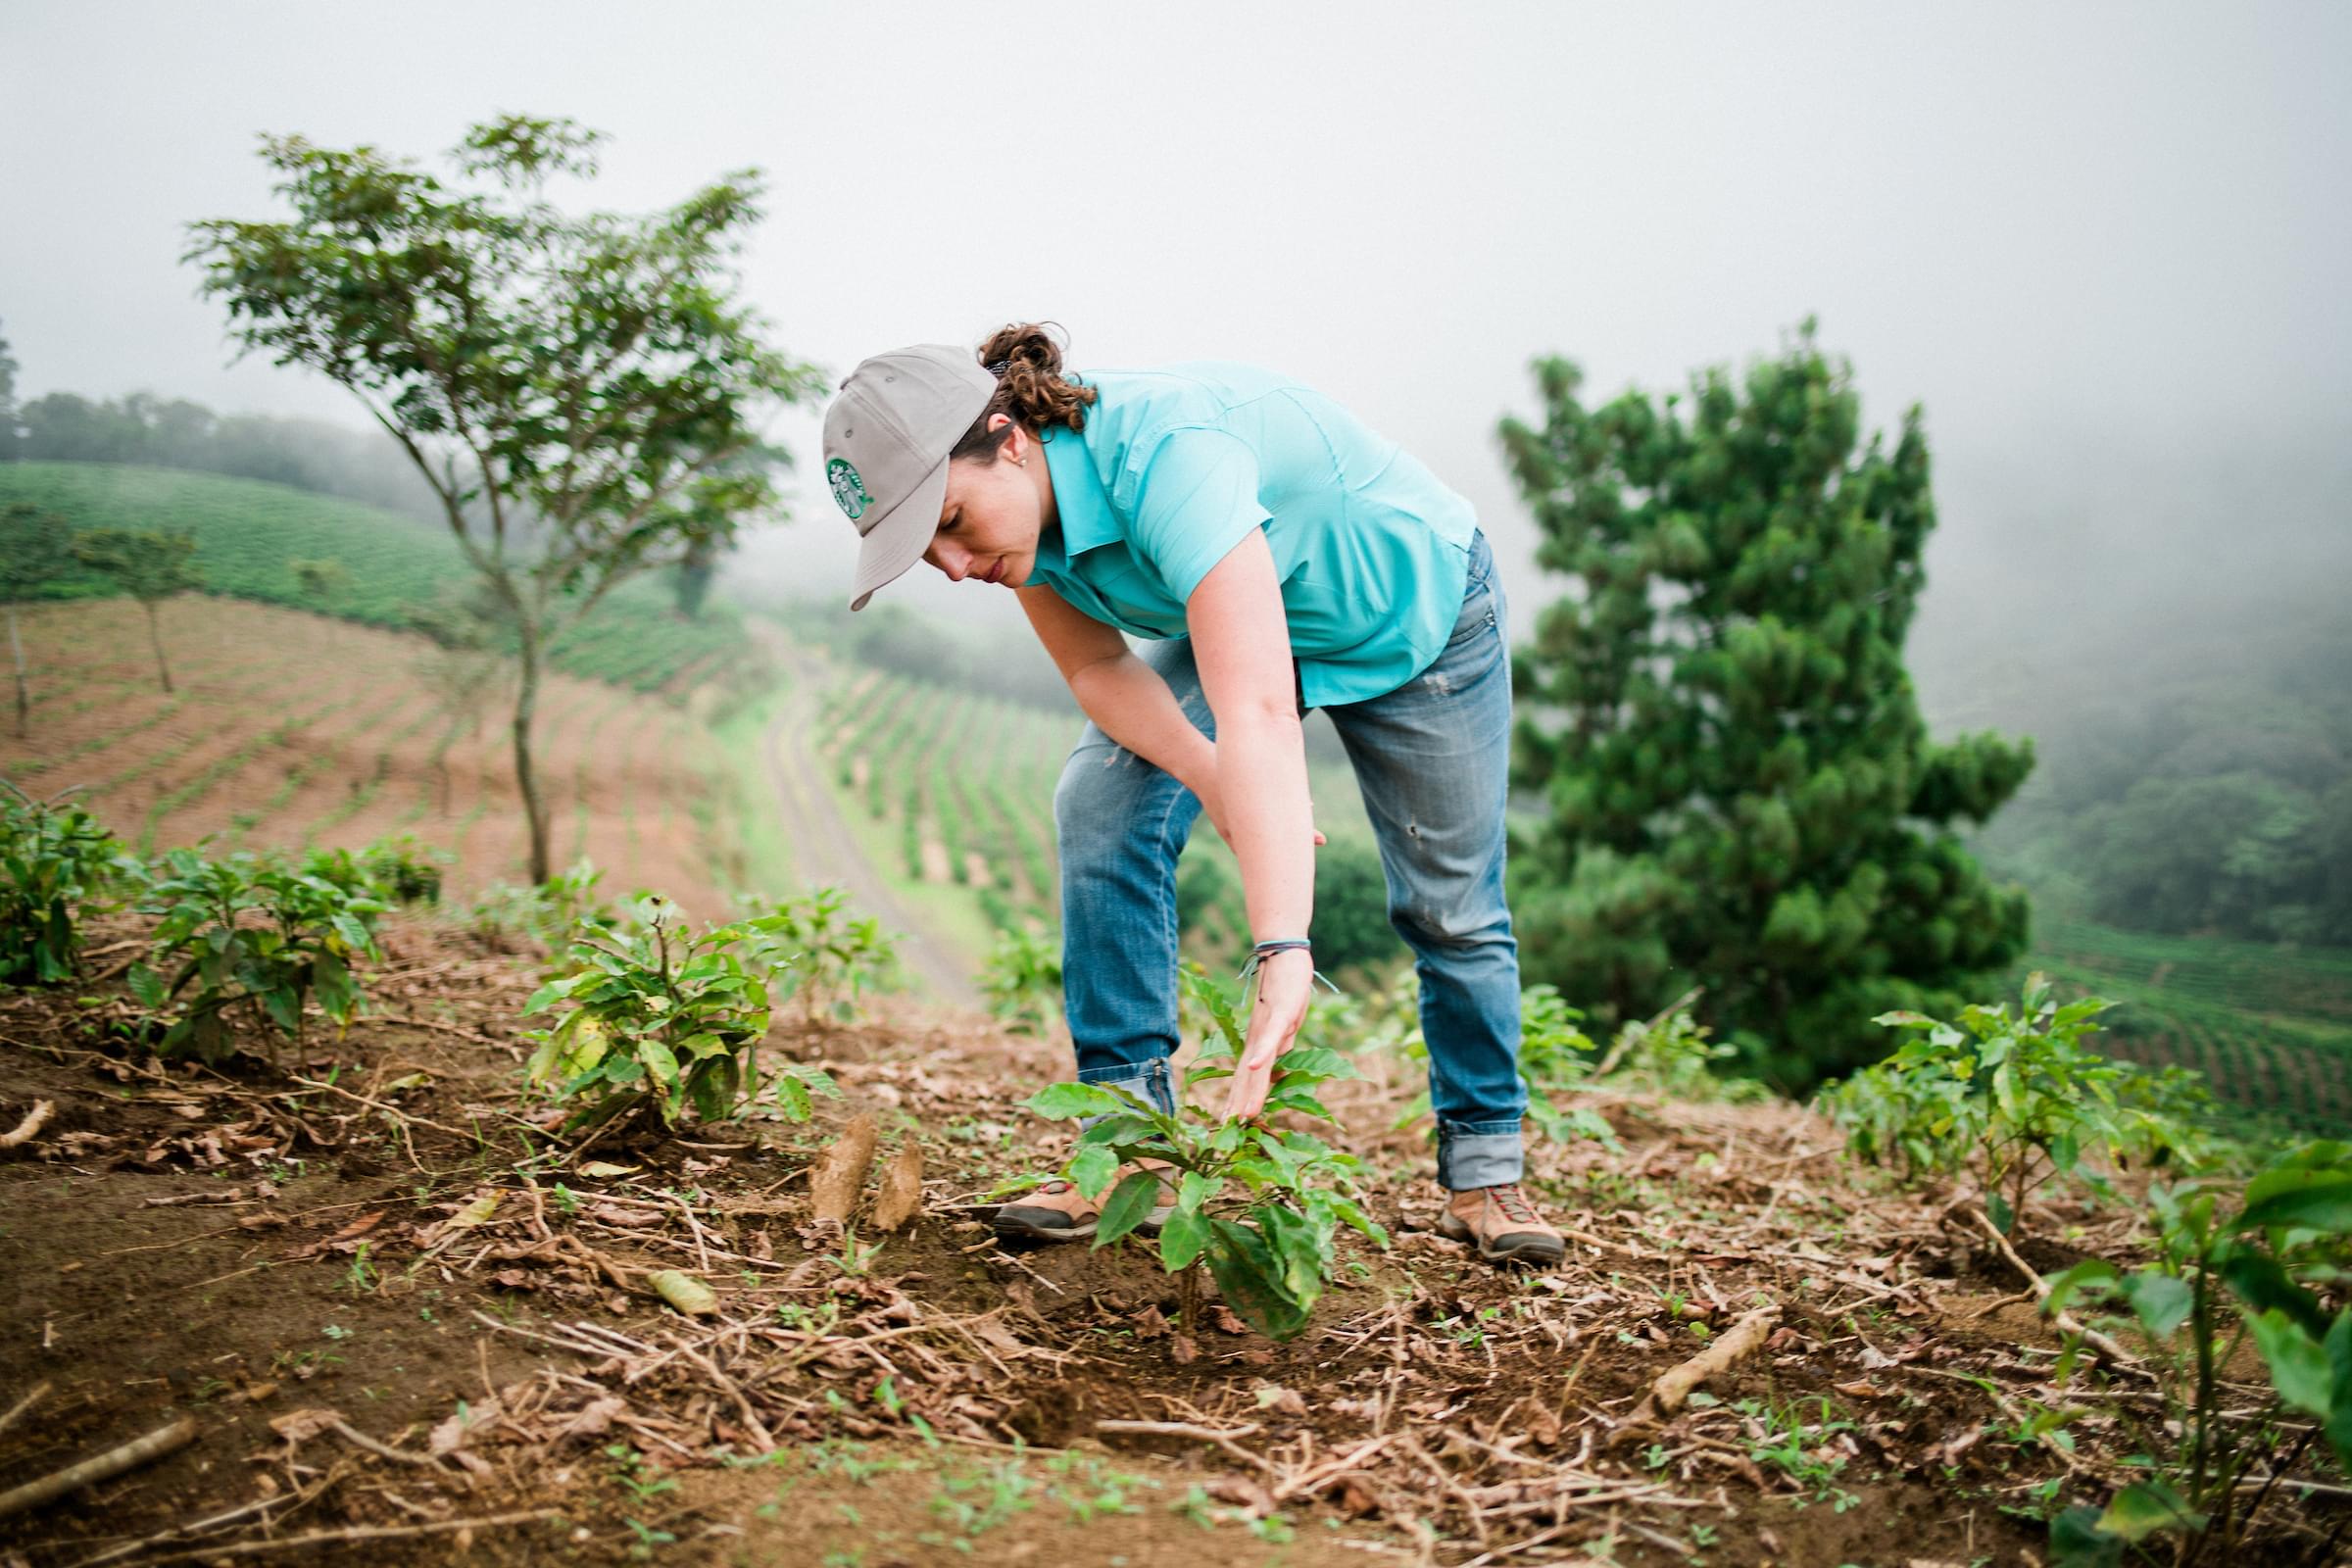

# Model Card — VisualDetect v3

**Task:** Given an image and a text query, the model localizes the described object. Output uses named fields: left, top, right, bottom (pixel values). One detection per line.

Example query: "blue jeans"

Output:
left=1052, top=529, right=1525, bottom=1190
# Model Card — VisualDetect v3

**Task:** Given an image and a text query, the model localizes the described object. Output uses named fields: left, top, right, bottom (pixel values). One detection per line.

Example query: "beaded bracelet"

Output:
left=1236, top=937, right=1340, bottom=995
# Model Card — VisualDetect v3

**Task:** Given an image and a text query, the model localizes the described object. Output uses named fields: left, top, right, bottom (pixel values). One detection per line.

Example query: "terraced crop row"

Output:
left=0, top=598, right=742, bottom=916
left=2058, top=950, right=2352, bottom=1136
left=825, top=671, right=1072, bottom=916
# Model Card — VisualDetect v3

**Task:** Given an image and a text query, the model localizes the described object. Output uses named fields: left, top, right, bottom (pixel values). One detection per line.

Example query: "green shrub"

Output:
left=357, top=834, right=446, bottom=906
left=1021, top=966, right=1387, bottom=1344
left=522, top=897, right=836, bottom=1130
left=466, top=858, right=616, bottom=951
left=1820, top=973, right=2215, bottom=1235
left=2039, top=1141, right=2352, bottom=1564
left=0, top=782, right=130, bottom=984
left=127, top=846, right=385, bottom=1060
left=747, top=884, right=899, bottom=1027
left=981, top=921, right=1061, bottom=1036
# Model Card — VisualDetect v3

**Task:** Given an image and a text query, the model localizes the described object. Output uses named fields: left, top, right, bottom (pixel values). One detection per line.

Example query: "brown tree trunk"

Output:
left=512, top=627, right=550, bottom=884
left=8, top=604, right=26, bottom=739
left=143, top=599, right=173, bottom=694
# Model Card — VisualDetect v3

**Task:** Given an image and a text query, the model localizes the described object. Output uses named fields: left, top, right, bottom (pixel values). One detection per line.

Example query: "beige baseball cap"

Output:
left=822, top=345, right=997, bottom=612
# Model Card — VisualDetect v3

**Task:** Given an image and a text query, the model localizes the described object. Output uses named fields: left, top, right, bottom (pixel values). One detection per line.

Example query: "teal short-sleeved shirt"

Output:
left=1027, top=363, right=1475, bottom=710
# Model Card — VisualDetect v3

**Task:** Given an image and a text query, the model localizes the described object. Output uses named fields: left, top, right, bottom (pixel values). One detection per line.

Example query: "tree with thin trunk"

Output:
left=186, top=115, right=822, bottom=882
left=289, top=557, right=353, bottom=608
left=411, top=585, right=512, bottom=816
left=0, top=318, right=21, bottom=461
left=0, top=503, right=74, bottom=736
left=69, top=528, right=204, bottom=695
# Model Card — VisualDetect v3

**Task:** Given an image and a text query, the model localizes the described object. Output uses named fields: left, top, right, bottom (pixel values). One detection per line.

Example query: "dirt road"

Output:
left=759, top=642, right=978, bottom=1006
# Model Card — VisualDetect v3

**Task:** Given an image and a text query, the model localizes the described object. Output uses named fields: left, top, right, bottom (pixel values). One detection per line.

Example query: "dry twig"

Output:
left=0, top=1416, right=199, bottom=1520
left=1630, top=1305, right=1780, bottom=1425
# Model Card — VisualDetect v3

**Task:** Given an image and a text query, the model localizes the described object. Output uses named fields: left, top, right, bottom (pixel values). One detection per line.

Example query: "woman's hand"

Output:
left=1220, top=948, right=1315, bottom=1121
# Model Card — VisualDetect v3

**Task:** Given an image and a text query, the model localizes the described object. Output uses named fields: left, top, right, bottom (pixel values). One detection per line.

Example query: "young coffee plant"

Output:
left=745, top=884, right=899, bottom=1026
left=1820, top=973, right=2214, bottom=1236
left=523, top=897, right=836, bottom=1131
left=127, top=847, right=386, bottom=1061
left=466, top=858, right=617, bottom=953
left=1, top=782, right=132, bottom=985
left=1022, top=966, right=1388, bottom=1344
left=981, top=920, right=1061, bottom=1036
left=1514, top=984, right=1620, bottom=1148
left=1378, top=979, right=1620, bottom=1150
left=357, top=834, right=447, bottom=906
left=1598, top=1003, right=1757, bottom=1102
left=2036, top=1141, right=2352, bottom=1565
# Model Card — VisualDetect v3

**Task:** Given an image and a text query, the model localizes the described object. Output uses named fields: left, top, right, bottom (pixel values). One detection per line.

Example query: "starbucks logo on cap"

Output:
left=828, top=458, right=873, bottom=521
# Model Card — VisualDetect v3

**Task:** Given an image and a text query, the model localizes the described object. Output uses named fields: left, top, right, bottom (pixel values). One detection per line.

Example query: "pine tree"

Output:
left=1499, top=321, right=2034, bottom=1090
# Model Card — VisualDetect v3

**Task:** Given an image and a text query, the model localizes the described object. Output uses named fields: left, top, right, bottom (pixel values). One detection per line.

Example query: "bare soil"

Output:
left=7, top=909, right=2347, bottom=1567
left=2, top=600, right=733, bottom=913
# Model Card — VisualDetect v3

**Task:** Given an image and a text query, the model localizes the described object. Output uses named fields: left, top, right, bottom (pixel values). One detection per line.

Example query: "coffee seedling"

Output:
left=1024, top=965, right=1387, bottom=1343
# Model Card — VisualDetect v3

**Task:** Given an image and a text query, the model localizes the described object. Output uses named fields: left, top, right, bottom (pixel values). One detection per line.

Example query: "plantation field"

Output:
left=0, top=598, right=774, bottom=915
left=815, top=667, right=1383, bottom=964
left=2031, top=916, right=2352, bottom=1135
left=0, top=463, right=760, bottom=696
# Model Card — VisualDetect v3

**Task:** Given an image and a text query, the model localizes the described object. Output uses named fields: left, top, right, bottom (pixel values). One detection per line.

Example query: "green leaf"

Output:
left=1259, top=1202, right=1330, bottom=1308
left=1076, top=1114, right=1160, bottom=1149
left=2252, top=1309, right=2334, bottom=1417
left=2117, top=1272, right=2192, bottom=1341
left=2094, top=1481, right=2204, bottom=1544
left=2232, top=1169, right=2352, bottom=1235
left=1203, top=1219, right=1312, bottom=1342
left=1269, top=1047, right=1352, bottom=1084
left=1327, top=1194, right=1391, bottom=1248
left=1177, top=1169, right=1220, bottom=1215
left=2218, top=1250, right=2331, bottom=1338
left=1095, top=1170, right=1164, bottom=1250
left=1158, top=1205, right=1210, bottom=1272
left=1067, top=1144, right=1118, bottom=1201
left=2325, top=1312, right=2352, bottom=1473
left=1258, top=1086, right=1336, bottom=1120
left=2042, top=1258, right=2120, bottom=1316
left=637, top=1037, right=680, bottom=1087
left=1985, top=1190, right=2015, bottom=1237
left=1025, top=1082, right=1123, bottom=1120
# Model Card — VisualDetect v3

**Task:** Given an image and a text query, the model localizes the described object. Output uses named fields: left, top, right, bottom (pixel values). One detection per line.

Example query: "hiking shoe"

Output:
left=992, top=1160, right=1176, bottom=1243
left=1438, top=1183, right=1567, bottom=1265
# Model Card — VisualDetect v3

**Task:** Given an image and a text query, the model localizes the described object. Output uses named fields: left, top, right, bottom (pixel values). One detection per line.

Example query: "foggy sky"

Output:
left=4, top=1, right=2346, bottom=704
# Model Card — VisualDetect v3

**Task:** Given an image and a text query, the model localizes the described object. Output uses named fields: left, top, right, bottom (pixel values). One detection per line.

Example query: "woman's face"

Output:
left=929, top=417, right=1049, bottom=590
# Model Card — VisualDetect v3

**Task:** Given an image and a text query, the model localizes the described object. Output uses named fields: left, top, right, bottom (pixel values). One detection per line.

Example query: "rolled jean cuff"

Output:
left=1076, top=1054, right=1175, bottom=1127
left=1437, top=1119, right=1525, bottom=1191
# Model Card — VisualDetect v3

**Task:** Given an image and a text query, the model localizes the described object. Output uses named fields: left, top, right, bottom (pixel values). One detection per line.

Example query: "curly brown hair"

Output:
left=951, top=321, right=1099, bottom=462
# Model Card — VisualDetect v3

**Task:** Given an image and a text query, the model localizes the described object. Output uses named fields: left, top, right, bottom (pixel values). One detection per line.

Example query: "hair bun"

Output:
left=954, top=321, right=1098, bottom=454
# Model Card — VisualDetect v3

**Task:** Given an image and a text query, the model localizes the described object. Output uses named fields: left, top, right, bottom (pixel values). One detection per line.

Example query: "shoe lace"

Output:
left=1487, top=1184, right=1541, bottom=1225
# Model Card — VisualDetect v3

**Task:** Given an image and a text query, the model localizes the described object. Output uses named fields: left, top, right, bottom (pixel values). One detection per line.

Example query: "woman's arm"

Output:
left=1183, top=529, right=1317, bottom=1120
left=1016, top=585, right=1219, bottom=806
left=1016, top=583, right=1324, bottom=852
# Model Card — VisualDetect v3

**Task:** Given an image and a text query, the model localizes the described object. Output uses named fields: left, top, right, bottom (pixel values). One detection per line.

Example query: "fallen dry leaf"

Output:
left=270, top=1407, right=344, bottom=1443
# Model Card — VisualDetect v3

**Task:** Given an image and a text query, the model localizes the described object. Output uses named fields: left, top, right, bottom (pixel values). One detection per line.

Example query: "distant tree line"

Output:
left=1, top=383, right=446, bottom=525
left=1973, top=613, right=2352, bottom=947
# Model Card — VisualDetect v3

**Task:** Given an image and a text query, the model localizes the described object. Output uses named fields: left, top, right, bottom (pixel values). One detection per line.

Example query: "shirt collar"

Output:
left=1040, top=426, right=1124, bottom=558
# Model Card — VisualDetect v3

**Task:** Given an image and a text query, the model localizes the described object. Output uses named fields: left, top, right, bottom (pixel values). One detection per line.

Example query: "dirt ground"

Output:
left=1, top=599, right=731, bottom=915
left=3, top=908, right=2347, bottom=1567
